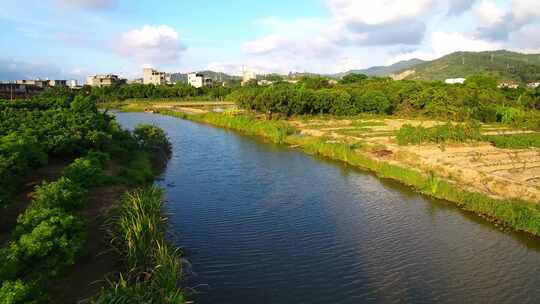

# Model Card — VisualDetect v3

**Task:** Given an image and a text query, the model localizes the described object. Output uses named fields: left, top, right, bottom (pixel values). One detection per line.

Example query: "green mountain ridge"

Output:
left=397, top=50, right=540, bottom=83
left=332, top=58, right=425, bottom=78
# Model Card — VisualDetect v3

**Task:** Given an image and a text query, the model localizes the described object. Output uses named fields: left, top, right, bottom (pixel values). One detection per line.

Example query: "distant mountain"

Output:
left=394, top=50, right=540, bottom=83
left=331, top=58, right=425, bottom=78
left=170, top=70, right=240, bottom=83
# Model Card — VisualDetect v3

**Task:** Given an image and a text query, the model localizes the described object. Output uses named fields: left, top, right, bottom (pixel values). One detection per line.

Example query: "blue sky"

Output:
left=1, top=0, right=539, bottom=81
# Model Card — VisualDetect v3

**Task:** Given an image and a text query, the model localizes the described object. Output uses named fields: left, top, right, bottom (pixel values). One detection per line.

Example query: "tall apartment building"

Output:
left=241, top=70, right=256, bottom=86
left=143, top=68, right=169, bottom=85
left=86, top=75, right=125, bottom=87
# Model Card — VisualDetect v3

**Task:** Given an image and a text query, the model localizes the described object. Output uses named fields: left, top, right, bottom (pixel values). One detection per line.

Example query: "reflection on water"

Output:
left=116, top=112, right=540, bottom=304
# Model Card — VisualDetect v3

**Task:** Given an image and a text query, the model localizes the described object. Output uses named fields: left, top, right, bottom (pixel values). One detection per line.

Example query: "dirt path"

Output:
left=47, top=185, right=127, bottom=304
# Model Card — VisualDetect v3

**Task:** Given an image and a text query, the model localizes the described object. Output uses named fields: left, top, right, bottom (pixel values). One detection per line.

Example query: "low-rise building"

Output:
left=68, top=80, right=78, bottom=88
left=188, top=73, right=213, bottom=88
left=47, top=80, right=67, bottom=87
left=498, top=82, right=519, bottom=89
left=445, top=78, right=466, bottom=84
left=15, top=79, right=49, bottom=88
left=143, top=68, right=169, bottom=85
left=0, top=83, right=43, bottom=99
left=527, top=82, right=540, bottom=89
left=86, top=74, right=125, bottom=87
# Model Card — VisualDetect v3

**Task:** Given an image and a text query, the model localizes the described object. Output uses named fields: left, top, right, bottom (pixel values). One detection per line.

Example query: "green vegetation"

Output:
left=483, top=133, right=540, bottom=149
left=227, top=75, right=540, bottom=123
left=0, top=89, right=180, bottom=303
left=395, top=121, right=482, bottom=145
left=0, top=153, right=100, bottom=303
left=94, top=187, right=184, bottom=303
left=401, top=50, right=540, bottom=83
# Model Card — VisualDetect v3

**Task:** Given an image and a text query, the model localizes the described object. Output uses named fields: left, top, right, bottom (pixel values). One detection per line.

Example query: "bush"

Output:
left=4, top=211, right=84, bottom=279
left=63, top=153, right=109, bottom=187
left=396, top=121, right=482, bottom=145
left=31, top=177, right=86, bottom=211
left=0, top=280, right=39, bottom=304
left=133, top=124, right=172, bottom=155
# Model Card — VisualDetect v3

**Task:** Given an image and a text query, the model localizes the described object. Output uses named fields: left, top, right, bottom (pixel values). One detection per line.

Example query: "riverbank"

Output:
left=106, top=102, right=540, bottom=237
left=0, top=122, right=183, bottom=303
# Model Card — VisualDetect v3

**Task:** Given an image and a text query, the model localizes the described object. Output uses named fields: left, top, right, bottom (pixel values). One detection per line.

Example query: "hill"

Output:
left=332, top=58, right=425, bottom=78
left=396, top=50, right=540, bottom=83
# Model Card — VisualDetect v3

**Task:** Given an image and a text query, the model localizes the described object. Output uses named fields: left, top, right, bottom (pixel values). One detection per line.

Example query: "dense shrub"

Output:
left=0, top=280, right=39, bottom=304
left=31, top=177, right=86, bottom=211
left=396, top=121, right=482, bottom=145
left=134, top=124, right=172, bottom=155
left=63, top=152, right=109, bottom=187
left=1, top=209, right=84, bottom=281
left=483, top=133, right=540, bottom=149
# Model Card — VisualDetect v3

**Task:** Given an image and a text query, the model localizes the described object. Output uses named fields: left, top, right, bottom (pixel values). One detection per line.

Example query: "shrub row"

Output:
left=0, top=152, right=109, bottom=303
left=395, top=121, right=482, bottom=145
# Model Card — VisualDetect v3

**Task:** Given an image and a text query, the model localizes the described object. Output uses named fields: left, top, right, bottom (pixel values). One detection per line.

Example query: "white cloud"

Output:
left=474, top=0, right=540, bottom=41
left=474, top=0, right=506, bottom=25
left=327, top=0, right=436, bottom=26
left=115, top=25, right=186, bottom=67
left=511, top=0, right=540, bottom=26
left=387, top=31, right=502, bottom=64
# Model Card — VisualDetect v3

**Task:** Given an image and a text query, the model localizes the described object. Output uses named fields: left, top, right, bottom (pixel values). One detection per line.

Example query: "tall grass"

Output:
left=160, top=110, right=296, bottom=144
left=96, top=187, right=184, bottom=303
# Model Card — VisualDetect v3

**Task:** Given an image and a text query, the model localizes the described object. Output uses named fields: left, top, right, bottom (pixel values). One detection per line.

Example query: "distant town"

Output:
left=2, top=50, right=540, bottom=100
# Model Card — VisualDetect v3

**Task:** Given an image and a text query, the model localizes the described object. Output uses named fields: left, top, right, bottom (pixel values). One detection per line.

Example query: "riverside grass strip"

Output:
left=158, top=110, right=540, bottom=236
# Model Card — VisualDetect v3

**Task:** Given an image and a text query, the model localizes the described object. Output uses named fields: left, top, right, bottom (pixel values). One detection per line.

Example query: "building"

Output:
left=86, top=74, right=125, bottom=87
left=498, top=82, right=519, bottom=89
left=242, top=70, right=257, bottom=86
left=188, top=73, right=213, bottom=88
left=143, top=68, right=169, bottom=85
left=47, top=80, right=67, bottom=87
left=445, top=78, right=466, bottom=84
left=527, top=82, right=540, bottom=89
left=68, top=80, right=78, bottom=88
left=0, top=83, right=43, bottom=99
left=257, top=79, right=274, bottom=86
left=128, top=78, right=143, bottom=85
left=15, top=79, right=49, bottom=88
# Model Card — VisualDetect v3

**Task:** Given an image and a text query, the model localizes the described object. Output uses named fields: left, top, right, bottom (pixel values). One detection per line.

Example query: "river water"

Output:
left=115, top=112, right=540, bottom=304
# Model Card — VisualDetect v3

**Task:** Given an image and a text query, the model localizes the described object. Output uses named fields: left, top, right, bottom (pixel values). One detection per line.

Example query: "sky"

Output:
left=1, top=0, right=540, bottom=81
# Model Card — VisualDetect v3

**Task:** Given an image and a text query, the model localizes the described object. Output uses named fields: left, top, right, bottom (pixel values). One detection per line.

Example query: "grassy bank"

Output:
left=155, top=110, right=540, bottom=236
left=94, top=187, right=183, bottom=303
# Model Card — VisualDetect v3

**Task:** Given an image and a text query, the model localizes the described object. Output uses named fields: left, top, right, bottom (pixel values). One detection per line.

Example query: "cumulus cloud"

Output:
left=115, top=25, right=186, bottom=67
left=474, top=0, right=540, bottom=41
left=56, top=0, right=117, bottom=10
left=447, top=0, right=476, bottom=15
left=387, top=31, right=502, bottom=64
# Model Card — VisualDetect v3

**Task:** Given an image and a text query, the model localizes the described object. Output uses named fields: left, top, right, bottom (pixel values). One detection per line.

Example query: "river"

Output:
left=115, top=112, right=540, bottom=304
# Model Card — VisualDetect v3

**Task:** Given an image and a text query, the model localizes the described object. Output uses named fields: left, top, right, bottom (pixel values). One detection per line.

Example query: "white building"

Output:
left=68, top=80, right=78, bottom=88
left=86, top=75, right=125, bottom=87
left=143, top=68, right=169, bottom=85
left=445, top=78, right=466, bottom=84
left=242, top=70, right=257, bottom=86
left=188, top=73, right=213, bottom=88
left=527, top=82, right=540, bottom=89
